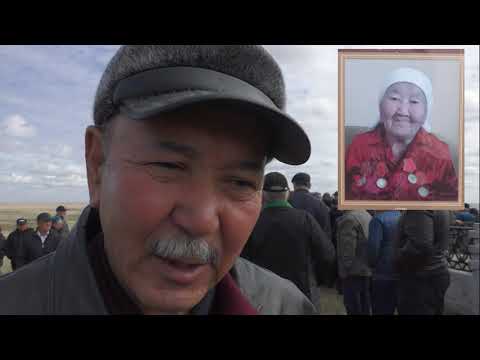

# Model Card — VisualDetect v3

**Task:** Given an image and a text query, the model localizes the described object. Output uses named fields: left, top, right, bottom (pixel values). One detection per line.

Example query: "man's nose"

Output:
left=170, top=183, right=221, bottom=238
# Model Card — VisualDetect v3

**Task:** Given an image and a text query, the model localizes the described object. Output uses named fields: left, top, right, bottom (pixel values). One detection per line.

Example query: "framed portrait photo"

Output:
left=338, top=49, right=464, bottom=210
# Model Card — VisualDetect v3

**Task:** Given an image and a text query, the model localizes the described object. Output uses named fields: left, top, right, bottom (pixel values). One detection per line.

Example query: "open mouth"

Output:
left=164, top=258, right=206, bottom=268
left=154, top=256, right=210, bottom=285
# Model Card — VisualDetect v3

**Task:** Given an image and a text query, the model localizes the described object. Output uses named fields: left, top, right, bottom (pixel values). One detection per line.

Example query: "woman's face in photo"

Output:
left=380, top=82, right=428, bottom=141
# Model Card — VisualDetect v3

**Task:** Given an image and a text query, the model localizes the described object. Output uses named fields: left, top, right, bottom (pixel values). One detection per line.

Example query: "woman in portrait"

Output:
left=345, top=67, right=458, bottom=201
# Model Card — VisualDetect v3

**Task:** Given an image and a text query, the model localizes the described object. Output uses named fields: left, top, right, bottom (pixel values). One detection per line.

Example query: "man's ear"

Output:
left=85, top=126, right=105, bottom=208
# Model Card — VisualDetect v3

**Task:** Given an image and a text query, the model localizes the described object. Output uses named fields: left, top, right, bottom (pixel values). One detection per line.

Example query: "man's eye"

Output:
left=410, top=99, right=420, bottom=104
left=389, top=96, right=399, bottom=101
left=232, top=179, right=257, bottom=189
left=148, top=162, right=184, bottom=170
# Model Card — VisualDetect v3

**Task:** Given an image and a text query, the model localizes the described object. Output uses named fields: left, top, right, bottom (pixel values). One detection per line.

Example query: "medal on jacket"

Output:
left=418, top=186, right=429, bottom=198
left=403, top=158, right=417, bottom=185
left=375, top=161, right=388, bottom=189
left=408, top=173, right=417, bottom=184
left=376, top=178, right=387, bottom=189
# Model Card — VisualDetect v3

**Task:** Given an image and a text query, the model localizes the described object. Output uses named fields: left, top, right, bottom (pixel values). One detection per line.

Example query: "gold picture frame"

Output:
left=338, top=49, right=464, bottom=210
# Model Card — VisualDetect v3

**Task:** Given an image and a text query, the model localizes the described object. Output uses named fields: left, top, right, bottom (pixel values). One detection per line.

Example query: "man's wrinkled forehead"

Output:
left=112, top=106, right=272, bottom=162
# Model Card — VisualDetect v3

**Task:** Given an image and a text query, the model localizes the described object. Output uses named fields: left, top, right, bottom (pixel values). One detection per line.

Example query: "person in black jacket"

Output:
left=20, top=213, right=60, bottom=266
left=4, top=218, right=34, bottom=270
left=241, top=172, right=336, bottom=301
left=393, top=210, right=453, bottom=315
left=289, top=172, right=332, bottom=238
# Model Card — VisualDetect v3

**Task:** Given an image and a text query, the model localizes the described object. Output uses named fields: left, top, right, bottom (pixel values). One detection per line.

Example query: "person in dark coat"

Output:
left=4, top=218, right=34, bottom=270
left=241, top=172, right=335, bottom=301
left=328, top=194, right=344, bottom=291
left=322, top=192, right=333, bottom=209
left=289, top=172, right=331, bottom=238
left=0, top=226, right=6, bottom=272
left=393, top=210, right=453, bottom=315
left=20, top=213, right=60, bottom=266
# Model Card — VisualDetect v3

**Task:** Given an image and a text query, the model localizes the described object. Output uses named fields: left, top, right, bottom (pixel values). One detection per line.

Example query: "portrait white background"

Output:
left=344, top=58, right=461, bottom=172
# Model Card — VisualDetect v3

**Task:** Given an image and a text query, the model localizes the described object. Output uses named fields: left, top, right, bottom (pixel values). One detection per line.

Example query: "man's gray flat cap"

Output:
left=93, top=45, right=311, bottom=165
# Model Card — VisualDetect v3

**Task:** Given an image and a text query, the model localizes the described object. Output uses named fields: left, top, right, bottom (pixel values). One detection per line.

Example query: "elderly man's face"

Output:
left=86, top=107, right=268, bottom=314
left=380, top=82, right=427, bottom=141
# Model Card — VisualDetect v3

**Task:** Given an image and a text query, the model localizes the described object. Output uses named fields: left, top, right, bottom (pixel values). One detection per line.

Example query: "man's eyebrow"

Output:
left=153, top=141, right=199, bottom=158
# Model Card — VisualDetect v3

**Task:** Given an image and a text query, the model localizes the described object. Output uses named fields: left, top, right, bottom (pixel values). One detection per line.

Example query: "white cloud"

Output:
left=0, top=114, right=36, bottom=137
left=0, top=173, right=33, bottom=184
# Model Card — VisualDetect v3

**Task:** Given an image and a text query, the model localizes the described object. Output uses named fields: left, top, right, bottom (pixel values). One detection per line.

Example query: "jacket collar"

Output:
left=263, top=200, right=293, bottom=210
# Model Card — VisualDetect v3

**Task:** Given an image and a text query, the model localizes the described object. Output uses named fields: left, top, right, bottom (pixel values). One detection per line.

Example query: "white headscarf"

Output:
left=378, top=67, right=433, bottom=132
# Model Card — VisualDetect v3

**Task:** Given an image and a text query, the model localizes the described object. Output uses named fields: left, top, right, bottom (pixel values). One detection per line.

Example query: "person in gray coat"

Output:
left=51, top=215, right=69, bottom=242
left=336, top=209, right=372, bottom=315
left=0, top=45, right=316, bottom=315
left=55, top=205, right=70, bottom=240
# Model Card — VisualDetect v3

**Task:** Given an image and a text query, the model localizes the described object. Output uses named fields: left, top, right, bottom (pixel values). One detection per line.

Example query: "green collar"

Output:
left=264, top=200, right=293, bottom=210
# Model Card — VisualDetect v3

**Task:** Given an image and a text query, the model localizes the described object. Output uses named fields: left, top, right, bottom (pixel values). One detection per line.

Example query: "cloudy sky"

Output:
left=0, top=45, right=478, bottom=204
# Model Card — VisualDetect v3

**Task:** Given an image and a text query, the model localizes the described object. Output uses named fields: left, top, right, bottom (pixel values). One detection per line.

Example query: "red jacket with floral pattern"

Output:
left=345, top=126, right=458, bottom=201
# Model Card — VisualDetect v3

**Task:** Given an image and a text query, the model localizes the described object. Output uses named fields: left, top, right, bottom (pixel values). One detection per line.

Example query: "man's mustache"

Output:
left=150, top=232, right=219, bottom=267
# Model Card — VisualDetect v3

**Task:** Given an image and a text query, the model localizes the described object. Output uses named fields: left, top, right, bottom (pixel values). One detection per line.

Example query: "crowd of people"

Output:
left=0, top=206, right=70, bottom=273
left=241, top=170, right=479, bottom=315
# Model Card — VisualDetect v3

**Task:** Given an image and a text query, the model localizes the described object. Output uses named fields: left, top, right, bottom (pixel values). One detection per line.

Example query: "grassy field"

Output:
left=0, top=202, right=347, bottom=314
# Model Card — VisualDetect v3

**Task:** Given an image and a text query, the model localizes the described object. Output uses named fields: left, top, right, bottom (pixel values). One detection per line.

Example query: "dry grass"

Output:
left=312, top=286, right=347, bottom=315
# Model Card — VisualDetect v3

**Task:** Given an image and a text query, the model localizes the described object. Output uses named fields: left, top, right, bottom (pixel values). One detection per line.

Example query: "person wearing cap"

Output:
left=55, top=205, right=70, bottom=238
left=18, top=213, right=61, bottom=267
left=0, top=45, right=314, bottom=315
left=4, top=218, right=34, bottom=271
left=51, top=215, right=69, bottom=242
left=241, top=172, right=335, bottom=302
left=345, top=67, right=458, bottom=202
left=289, top=172, right=332, bottom=238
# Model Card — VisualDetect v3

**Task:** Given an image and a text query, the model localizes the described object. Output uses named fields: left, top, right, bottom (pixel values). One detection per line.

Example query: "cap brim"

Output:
left=119, top=92, right=311, bottom=166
